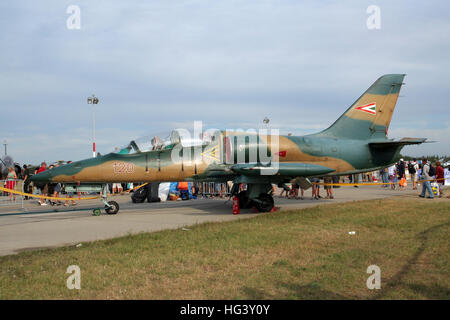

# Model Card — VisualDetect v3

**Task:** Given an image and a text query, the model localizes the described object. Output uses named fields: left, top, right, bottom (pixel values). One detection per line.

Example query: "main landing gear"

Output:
left=253, top=193, right=274, bottom=212
left=232, top=183, right=275, bottom=213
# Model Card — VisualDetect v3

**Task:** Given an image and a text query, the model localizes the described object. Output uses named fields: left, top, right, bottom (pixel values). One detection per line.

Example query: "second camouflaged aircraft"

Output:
left=32, top=74, right=426, bottom=213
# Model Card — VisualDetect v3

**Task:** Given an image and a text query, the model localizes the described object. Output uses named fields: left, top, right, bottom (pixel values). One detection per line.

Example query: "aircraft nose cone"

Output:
left=30, top=170, right=53, bottom=182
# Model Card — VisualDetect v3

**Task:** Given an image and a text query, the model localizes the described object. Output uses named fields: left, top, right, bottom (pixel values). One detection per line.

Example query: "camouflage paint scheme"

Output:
left=32, top=74, right=426, bottom=187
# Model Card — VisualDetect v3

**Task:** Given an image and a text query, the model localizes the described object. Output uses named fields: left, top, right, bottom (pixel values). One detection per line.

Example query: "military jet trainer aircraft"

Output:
left=32, top=74, right=426, bottom=214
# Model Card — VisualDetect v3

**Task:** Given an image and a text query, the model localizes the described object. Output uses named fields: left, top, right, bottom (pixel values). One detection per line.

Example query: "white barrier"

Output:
left=199, top=182, right=231, bottom=197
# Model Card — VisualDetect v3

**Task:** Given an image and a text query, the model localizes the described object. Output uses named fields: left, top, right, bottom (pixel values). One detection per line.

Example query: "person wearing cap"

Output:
left=398, top=158, right=406, bottom=178
left=35, top=162, right=48, bottom=205
left=397, top=159, right=406, bottom=190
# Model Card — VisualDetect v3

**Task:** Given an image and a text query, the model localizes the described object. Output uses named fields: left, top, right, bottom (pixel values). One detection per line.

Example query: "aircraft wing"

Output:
left=194, top=162, right=334, bottom=183
left=231, top=162, right=335, bottom=177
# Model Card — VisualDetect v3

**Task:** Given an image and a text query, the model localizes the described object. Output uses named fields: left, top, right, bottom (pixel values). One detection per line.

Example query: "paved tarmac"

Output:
left=0, top=186, right=426, bottom=256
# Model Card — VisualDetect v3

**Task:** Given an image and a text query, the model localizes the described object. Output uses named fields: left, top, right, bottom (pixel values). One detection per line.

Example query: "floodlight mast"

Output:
left=87, top=94, right=99, bottom=158
left=263, top=117, right=270, bottom=130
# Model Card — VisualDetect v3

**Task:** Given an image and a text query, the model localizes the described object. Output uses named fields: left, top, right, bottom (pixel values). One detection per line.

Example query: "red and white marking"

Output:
left=355, top=102, right=376, bottom=115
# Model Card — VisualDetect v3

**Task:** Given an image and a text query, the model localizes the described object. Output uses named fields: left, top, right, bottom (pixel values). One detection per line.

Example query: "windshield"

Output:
left=114, top=129, right=222, bottom=154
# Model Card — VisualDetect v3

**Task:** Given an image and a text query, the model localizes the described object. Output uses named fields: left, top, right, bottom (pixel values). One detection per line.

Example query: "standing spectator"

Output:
left=52, top=164, right=63, bottom=206
left=299, top=187, right=305, bottom=200
left=23, top=164, right=31, bottom=199
left=112, top=183, right=123, bottom=194
left=14, top=163, right=22, bottom=179
left=332, top=175, right=341, bottom=191
left=310, top=177, right=320, bottom=200
left=352, top=174, right=358, bottom=187
left=64, top=161, right=76, bottom=206
left=6, top=166, right=17, bottom=201
left=52, top=182, right=62, bottom=205
left=398, top=159, right=407, bottom=191
left=64, top=185, right=76, bottom=206
left=178, top=181, right=189, bottom=200
left=35, top=162, right=48, bottom=206
left=352, top=173, right=361, bottom=188
left=289, top=181, right=303, bottom=199
left=408, top=158, right=419, bottom=190
left=398, top=158, right=406, bottom=179
left=288, top=182, right=298, bottom=199
left=419, top=158, right=434, bottom=199
left=381, top=167, right=389, bottom=187
left=191, top=183, right=199, bottom=199
left=279, top=184, right=290, bottom=198
left=388, top=164, right=397, bottom=190
left=47, top=165, right=56, bottom=205
left=324, top=176, right=334, bottom=199
left=435, top=161, right=445, bottom=198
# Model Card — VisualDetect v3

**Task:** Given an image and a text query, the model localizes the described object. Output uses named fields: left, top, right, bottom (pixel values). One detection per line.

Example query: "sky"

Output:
left=0, top=0, right=449, bottom=165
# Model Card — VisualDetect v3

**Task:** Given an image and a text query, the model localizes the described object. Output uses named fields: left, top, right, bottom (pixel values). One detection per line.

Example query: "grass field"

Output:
left=0, top=197, right=449, bottom=299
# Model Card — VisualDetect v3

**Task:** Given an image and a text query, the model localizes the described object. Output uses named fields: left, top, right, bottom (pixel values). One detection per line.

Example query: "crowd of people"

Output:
left=380, top=158, right=446, bottom=198
left=27, top=161, right=78, bottom=206
left=277, top=157, right=447, bottom=201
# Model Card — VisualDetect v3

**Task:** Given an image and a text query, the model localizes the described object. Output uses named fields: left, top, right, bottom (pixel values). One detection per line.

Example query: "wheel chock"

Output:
left=250, top=206, right=260, bottom=213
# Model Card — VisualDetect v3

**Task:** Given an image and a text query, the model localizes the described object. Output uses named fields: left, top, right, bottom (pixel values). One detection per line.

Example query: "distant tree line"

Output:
left=400, top=154, right=449, bottom=163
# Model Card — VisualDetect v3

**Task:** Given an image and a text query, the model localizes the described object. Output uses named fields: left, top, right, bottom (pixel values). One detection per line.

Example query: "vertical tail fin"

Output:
left=319, top=74, right=406, bottom=140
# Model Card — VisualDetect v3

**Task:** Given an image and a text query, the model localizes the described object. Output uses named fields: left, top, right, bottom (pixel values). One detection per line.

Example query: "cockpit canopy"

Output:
left=114, top=129, right=222, bottom=154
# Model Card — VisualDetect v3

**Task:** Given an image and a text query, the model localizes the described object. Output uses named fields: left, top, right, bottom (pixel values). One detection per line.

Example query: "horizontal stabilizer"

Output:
left=369, top=137, right=427, bottom=148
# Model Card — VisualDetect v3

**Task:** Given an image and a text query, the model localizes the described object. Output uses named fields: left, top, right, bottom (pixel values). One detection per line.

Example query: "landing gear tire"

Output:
left=238, top=191, right=251, bottom=209
left=255, top=193, right=274, bottom=212
left=105, top=201, right=119, bottom=215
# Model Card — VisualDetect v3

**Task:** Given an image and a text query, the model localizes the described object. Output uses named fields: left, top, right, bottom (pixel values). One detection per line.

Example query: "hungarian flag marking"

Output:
left=355, top=102, right=376, bottom=115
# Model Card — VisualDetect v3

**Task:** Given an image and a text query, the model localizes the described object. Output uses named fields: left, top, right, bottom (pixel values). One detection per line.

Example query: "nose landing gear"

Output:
left=92, top=185, right=120, bottom=215
left=105, top=200, right=119, bottom=215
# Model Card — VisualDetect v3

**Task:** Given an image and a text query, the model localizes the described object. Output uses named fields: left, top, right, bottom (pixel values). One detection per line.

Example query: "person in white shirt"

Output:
left=408, top=158, right=419, bottom=190
left=388, top=165, right=397, bottom=190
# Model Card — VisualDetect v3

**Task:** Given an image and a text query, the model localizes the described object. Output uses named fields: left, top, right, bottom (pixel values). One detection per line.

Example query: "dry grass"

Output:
left=0, top=197, right=449, bottom=299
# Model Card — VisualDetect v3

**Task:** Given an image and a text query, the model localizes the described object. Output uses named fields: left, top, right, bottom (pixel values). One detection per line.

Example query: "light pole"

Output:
left=87, top=94, right=99, bottom=157
left=2, top=139, right=7, bottom=156
left=263, top=117, right=270, bottom=131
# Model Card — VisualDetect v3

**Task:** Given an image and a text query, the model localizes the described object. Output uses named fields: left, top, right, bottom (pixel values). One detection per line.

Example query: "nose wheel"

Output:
left=92, top=201, right=120, bottom=215
left=93, top=185, right=120, bottom=215
left=105, top=201, right=119, bottom=214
